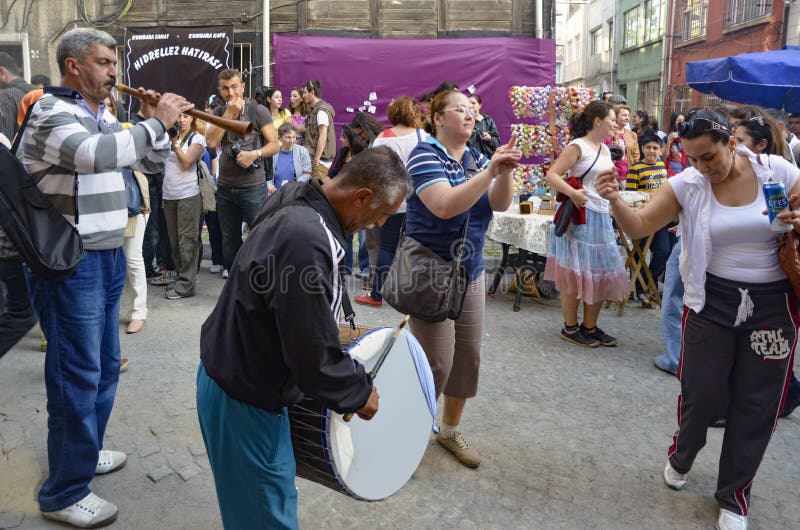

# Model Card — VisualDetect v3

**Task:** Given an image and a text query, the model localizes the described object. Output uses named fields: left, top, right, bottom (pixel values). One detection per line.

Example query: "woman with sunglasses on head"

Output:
left=728, top=105, right=793, bottom=163
left=595, top=109, right=800, bottom=530
left=405, top=90, right=521, bottom=468
left=544, top=101, right=629, bottom=347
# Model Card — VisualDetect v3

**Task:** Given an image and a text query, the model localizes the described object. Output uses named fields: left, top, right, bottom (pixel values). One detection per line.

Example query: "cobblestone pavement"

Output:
left=0, top=267, right=798, bottom=529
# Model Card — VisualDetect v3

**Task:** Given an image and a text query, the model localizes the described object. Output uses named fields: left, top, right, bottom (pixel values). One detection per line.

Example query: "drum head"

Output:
left=327, top=328, right=432, bottom=501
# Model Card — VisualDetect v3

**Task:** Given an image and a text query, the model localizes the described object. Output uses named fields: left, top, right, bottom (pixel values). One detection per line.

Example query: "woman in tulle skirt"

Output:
left=544, top=101, right=629, bottom=347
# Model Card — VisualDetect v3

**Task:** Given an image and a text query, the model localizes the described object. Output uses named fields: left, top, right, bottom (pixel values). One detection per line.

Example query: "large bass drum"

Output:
left=289, top=326, right=436, bottom=501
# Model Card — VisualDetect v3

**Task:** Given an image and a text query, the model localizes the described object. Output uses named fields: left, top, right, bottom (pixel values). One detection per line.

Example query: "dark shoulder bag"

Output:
left=0, top=104, right=84, bottom=279
left=381, top=216, right=470, bottom=323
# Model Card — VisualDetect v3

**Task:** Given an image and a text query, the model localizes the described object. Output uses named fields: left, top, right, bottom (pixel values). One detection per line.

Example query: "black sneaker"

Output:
left=581, top=325, right=618, bottom=347
left=561, top=327, right=600, bottom=347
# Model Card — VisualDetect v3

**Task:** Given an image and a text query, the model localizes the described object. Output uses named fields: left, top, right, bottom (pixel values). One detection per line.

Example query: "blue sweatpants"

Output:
left=196, top=363, right=298, bottom=530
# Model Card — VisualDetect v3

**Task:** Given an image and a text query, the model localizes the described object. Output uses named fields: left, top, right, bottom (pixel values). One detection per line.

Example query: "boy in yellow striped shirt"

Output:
left=626, top=133, right=676, bottom=305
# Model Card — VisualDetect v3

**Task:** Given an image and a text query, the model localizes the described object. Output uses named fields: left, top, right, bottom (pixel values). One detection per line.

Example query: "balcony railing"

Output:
left=726, top=0, right=771, bottom=28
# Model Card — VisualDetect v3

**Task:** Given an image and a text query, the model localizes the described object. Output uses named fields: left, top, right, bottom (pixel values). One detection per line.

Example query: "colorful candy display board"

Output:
left=507, top=85, right=596, bottom=196
left=508, top=86, right=596, bottom=123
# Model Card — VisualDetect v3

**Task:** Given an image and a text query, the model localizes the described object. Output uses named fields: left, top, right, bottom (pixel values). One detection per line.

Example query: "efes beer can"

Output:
left=764, top=180, right=792, bottom=232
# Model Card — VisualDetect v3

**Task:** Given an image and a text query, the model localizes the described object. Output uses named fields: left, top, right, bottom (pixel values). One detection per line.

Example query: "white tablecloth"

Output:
left=486, top=212, right=553, bottom=255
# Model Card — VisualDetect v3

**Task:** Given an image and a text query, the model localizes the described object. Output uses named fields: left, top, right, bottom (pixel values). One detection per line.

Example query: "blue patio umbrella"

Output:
left=686, top=47, right=800, bottom=112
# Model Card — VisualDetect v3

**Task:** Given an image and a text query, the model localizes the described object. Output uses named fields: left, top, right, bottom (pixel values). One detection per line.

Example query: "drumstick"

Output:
left=343, top=315, right=411, bottom=422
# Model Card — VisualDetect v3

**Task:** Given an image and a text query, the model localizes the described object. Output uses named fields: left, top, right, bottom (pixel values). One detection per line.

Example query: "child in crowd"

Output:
left=626, top=133, right=676, bottom=304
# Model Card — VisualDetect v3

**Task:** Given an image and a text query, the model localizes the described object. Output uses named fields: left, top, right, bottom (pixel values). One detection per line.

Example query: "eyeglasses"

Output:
left=749, top=116, right=765, bottom=126
left=442, top=105, right=476, bottom=117
left=678, top=117, right=730, bottom=137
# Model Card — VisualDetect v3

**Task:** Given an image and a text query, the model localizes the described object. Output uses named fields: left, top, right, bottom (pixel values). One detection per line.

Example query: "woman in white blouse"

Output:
left=596, top=109, right=800, bottom=530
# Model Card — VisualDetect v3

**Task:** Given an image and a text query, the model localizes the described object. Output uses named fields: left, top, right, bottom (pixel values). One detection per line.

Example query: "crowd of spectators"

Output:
left=2, top=36, right=800, bottom=530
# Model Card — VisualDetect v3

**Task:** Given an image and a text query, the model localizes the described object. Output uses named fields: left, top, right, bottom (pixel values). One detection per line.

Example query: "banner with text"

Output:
left=123, top=25, right=233, bottom=117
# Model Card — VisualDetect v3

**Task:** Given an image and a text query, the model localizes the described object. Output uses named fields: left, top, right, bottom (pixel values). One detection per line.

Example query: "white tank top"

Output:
left=707, top=185, right=785, bottom=283
left=568, top=137, right=615, bottom=213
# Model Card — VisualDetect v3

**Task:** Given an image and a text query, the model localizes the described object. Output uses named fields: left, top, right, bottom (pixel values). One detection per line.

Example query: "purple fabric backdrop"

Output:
left=273, top=34, right=555, bottom=144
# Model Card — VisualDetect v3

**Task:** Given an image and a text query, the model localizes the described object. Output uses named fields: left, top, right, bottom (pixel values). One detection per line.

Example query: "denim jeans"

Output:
left=216, top=183, right=268, bottom=270
left=649, top=225, right=677, bottom=284
left=657, top=240, right=683, bottom=374
left=371, top=213, right=404, bottom=302
left=343, top=231, right=370, bottom=275
left=633, top=225, right=676, bottom=294
left=0, top=258, right=37, bottom=358
left=26, top=248, right=127, bottom=511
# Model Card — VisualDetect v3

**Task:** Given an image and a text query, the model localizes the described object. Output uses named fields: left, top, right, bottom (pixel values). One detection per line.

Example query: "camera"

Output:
left=609, top=146, right=624, bottom=162
left=167, top=123, right=180, bottom=139
left=228, top=143, right=260, bottom=172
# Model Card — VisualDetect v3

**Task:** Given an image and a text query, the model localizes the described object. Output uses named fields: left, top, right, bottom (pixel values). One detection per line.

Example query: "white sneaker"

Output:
left=663, top=461, right=688, bottom=490
left=41, top=492, right=118, bottom=528
left=209, top=264, right=223, bottom=274
left=717, top=508, right=748, bottom=530
left=222, top=269, right=229, bottom=279
left=95, top=450, right=127, bottom=475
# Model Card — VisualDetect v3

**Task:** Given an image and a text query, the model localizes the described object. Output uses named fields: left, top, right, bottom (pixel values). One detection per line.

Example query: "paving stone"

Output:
left=0, top=512, right=24, bottom=529
left=146, top=465, right=173, bottom=483
left=187, top=443, right=206, bottom=457
left=137, top=441, right=161, bottom=458
left=0, top=261, right=797, bottom=529
left=1, top=437, right=23, bottom=456
left=175, top=463, right=203, bottom=482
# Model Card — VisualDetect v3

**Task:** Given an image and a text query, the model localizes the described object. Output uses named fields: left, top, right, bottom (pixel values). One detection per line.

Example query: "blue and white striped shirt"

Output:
left=405, top=136, right=493, bottom=280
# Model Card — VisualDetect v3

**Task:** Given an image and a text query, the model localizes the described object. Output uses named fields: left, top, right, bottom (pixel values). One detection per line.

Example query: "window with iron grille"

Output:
left=644, top=0, right=664, bottom=42
left=624, top=7, right=642, bottom=48
left=682, top=0, right=708, bottom=40
left=727, top=0, right=771, bottom=28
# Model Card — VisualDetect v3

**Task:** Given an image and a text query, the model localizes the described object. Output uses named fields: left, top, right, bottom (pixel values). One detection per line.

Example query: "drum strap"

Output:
left=340, top=278, right=356, bottom=329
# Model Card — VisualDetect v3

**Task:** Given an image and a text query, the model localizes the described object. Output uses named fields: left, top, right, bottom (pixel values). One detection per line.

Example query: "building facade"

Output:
left=664, top=0, right=788, bottom=119
left=616, top=0, right=666, bottom=128
left=787, top=0, right=800, bottom=47
left=561, top=0, right=615, bottom=93
left=0, top=0, right=554, bottom=94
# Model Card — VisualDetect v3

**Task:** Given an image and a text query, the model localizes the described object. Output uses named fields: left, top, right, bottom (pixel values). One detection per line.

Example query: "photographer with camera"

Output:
left=206, top=69, right=279, bottom=278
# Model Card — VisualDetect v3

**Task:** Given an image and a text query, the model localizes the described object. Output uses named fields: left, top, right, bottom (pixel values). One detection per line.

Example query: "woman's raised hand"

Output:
left=490, top=133, right=522, bottom=176
left=595, top=168, right=620, bottom=201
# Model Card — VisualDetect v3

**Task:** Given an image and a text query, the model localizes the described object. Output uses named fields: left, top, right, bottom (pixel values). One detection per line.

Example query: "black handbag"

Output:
left=381, top=216, right=470, bottom=323
left=553, top=199, right=576, bottom=237
left=0, top=104, right=84, bottom=279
